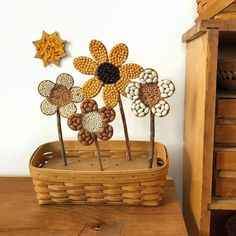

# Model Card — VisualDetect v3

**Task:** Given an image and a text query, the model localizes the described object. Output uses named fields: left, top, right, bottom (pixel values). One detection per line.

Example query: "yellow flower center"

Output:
left=139, top=83, right=161, bottom=107
left=48, top=84, right=72, bottom=107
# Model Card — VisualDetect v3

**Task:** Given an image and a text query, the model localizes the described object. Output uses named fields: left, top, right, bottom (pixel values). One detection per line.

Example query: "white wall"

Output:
left=0, top=0, right=197, bottom=200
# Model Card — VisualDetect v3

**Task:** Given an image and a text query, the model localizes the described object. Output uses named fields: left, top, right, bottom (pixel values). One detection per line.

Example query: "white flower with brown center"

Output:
left=126, top=68, right=175, bottom=118
left=38, top=73, right=84, bottom=118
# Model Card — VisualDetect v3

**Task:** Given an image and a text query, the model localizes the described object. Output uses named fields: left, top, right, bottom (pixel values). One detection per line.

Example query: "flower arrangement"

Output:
left=31, top=37, right=175, bottom=206
left=36, top=38, right=175, bottom=170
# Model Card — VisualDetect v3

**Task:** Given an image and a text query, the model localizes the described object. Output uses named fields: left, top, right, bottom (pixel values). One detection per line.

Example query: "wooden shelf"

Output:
left=210, top=198, right=236, bottom=210
left=217, top=89, right=236, bottom=99
left=183, top=19, right=236, bottom=236
left=214, top=146, right=236, bottom=151
left=0, top=177, right=187, bottom=236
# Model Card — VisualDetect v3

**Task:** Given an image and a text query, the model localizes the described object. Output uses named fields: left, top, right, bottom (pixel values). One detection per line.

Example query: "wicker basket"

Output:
left=218, top=59, right=236, bottom=91
left=29, top=140, right=168, bottom=206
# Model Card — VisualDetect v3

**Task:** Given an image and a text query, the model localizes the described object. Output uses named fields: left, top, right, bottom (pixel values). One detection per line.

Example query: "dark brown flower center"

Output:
left=48, top=84, right=72, bottom=106
left=96, top=62, right=120, bottom=84
left=139, top=83, right=161, bottom=107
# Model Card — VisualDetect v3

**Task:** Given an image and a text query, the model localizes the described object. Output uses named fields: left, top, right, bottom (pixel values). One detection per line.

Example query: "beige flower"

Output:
left=38, top=73, right=83, bottom=118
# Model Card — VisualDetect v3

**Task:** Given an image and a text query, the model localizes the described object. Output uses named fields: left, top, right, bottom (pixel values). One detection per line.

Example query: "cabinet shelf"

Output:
left=217, top=89, right=236, bottom=99
left=183, top=20, right=236, bottom=236
left=210, top=199, right=236, bottom=210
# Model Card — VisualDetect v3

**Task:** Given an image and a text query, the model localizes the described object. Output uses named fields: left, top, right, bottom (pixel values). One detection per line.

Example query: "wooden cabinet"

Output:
left=183, top=19, right=236, bottom=236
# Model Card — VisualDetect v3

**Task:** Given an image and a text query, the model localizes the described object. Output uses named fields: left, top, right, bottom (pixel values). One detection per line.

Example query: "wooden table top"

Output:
left=0, top=177, right=187, bottom=236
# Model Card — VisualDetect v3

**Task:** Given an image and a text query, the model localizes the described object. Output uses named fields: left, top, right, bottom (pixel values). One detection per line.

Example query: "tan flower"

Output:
left=33, top=31, right=67, bottom=67
left=73, top=40, right=143, bottom=107
left=38, top=73, right=84, bottom=118
left=67, top=99, right=115, bottom=146
left=126, top=68, right=175, bottom=118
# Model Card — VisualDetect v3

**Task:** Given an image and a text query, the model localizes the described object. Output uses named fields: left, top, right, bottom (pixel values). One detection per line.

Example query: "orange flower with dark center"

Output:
left=73, top=40, right=143, bottom=107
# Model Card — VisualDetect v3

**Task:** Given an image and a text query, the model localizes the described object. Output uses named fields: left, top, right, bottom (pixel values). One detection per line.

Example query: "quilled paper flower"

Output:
left=67, top=99, right=115, bottom=146
left=33, top=31, right=67, bottom=67
left=38, top=73, right=84, bottom=118
left=126, top=68, right=175, bottom=117
left=73, top=40, right=143, bottom=107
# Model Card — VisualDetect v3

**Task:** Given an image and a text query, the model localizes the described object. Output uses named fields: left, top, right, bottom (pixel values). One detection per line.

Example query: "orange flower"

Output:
left=33, top=31, right=67, bottom=67
left=73, top=40, right=143, bottom=107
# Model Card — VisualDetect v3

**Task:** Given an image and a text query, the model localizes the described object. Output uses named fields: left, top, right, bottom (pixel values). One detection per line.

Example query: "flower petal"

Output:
left=103, top=84, right=119, bottom=107
left=109, top=43, right=128, bottom=67
left=59, top=103, right=77, bottom=118
left=38, top=80, right=54, bottom=97
left=151, top=100, right=170, bottom=117
left=82, top=77, right=103, bottom=98
left=159, top=79, right=175, bottom=98
left=100, top=106, right=116, bottom=123
left=139, top=68, right=158, bottom=84
left=67, top=113, right=83, bottom=131
left=73, top=56, right=97, bottom=75
left=40, top=99, right=57, bottom=116
left=116, top=78, right=130, bottom=97
left=71, top=86, right=84, bottom=103
left=80, top=99, right=98, bottom=113
left=56, top=73, right=74, bottom=89
left=131, top=100, right=149, bottom=118
left=120, top=64, right=143, bottom=80
left=97, top=124, right=113, bottom=141
left=123, top=81, right=140, bottom=99
left=78, top=129, right=94, bottom=146
left=89, top=40, right=108, bottom=64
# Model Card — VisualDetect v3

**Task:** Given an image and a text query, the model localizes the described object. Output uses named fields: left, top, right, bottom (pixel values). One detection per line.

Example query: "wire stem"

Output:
left=56, top=110, right=67, bottom=166
left=148, top=112, right=155, bottom=168
left=118, top=95, right=131, bottom=160
left=94, top=136, right=103, bottom=171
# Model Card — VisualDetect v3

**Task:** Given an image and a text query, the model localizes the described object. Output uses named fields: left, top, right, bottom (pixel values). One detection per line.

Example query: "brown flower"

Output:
left=67, top=99, right=115, bottom=146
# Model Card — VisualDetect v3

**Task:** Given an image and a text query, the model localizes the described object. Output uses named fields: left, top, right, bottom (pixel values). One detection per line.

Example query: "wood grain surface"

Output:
left=0, top=177, right=187, bottom=236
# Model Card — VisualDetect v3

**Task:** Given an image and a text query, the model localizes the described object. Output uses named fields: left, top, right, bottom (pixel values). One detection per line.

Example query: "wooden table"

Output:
left=0, top=177, right=187, bottom=236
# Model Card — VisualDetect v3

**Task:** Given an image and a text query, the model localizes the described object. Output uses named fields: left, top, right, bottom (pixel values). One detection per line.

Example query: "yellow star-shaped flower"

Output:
left=33, top=31, right=67, bottom=67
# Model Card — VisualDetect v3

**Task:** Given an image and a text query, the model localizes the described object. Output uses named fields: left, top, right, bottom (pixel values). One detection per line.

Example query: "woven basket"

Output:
left=218, top=59, right=236, bottom=91
left=29, top=140, right=168, bottom=206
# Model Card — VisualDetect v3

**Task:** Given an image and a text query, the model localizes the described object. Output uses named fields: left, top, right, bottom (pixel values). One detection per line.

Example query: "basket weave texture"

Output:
left=218, top=59, right=236, bottom=91
left=30, top=140, right=168, bottom=206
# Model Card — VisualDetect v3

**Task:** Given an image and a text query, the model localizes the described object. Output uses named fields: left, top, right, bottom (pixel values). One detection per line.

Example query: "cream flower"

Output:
left=126, top=68, right=175, bottom=117
left=38, top=73, right=84, bottom=118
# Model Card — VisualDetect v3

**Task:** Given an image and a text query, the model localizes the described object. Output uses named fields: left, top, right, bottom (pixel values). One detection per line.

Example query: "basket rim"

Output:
left=29, top=140, right=169, bottom=176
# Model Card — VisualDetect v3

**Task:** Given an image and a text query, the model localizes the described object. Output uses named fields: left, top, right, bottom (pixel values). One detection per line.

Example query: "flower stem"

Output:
left=56, top=109, right=67, bottom=166
left=94, top=136, right=103, bottom=171
left=148, top=112, right=155, bottom=168
left=118, top=95, right=131, bottom=161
